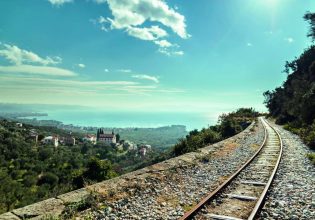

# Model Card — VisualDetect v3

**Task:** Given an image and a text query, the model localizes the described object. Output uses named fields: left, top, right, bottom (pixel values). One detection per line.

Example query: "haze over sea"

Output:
left=33, top=109, right=218, bottom=131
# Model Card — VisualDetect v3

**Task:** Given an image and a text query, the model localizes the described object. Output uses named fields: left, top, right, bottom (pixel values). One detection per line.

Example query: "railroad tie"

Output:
left=254, top=164, right=274, bottom=167
left=256, top=171, right=270, bottom=174
left=226, top=194, right=257, bottom=201
left=261, top=154, right=278, bottom=156
left=258, top=159, right=276, bottom=162
left=240, top=180, right=267, bottom=186
left=264, top=147, right=279, bottom=150
left=206, top=213, right=244, bottom=220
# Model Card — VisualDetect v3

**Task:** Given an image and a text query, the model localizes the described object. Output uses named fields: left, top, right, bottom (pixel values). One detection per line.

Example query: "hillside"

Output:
left=0, top=120, right=162, bottom=213
left=1, top=113, right=188, bottom=149
left=0, top=108, right=258, bottom=214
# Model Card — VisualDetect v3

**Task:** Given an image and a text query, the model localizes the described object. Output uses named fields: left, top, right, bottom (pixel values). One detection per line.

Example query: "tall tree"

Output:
left=304, top=12, right=315, bottom=41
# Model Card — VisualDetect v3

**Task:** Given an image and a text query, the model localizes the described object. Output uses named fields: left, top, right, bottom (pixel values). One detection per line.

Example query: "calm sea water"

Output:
left=33, top=110, right=218, bottom=131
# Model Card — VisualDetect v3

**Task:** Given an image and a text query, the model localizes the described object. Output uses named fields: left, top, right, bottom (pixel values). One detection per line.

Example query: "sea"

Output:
left=29, top=110, right=219, bottom=131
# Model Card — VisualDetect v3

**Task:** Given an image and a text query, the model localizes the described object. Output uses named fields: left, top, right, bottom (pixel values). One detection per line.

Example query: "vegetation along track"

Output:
left=180, top=117, right=283, bottom=220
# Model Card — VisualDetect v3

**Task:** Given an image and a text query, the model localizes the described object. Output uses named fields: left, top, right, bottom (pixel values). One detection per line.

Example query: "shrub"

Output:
left=307, top=153, right=315, bottom=165
left=171, top=108, right=257, bottom=156
left=303, top=129, right=315, bottom=149
left=37, top=172, right=59, bottom=188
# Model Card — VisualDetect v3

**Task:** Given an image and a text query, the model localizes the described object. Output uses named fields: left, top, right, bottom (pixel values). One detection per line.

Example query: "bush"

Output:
left=171, top=108, right=258, bottom=156
left=202, top=129, right=221, bottom=145
left=283, top=124, right=301, bottom=135
left=303, top=129, right=315, bottom=149
left=173, top=139, right=188, bottom=156
left=307, top=153, right=315, bottom=165
left=37, top=172, right=59, bottom=188
left=39, top=147, right=53, bottom=161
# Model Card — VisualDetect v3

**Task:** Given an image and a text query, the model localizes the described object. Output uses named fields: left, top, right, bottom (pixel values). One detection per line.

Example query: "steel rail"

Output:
left=179, top=117, right=281, bottom=220
left=247, top=119, right=283, bottom=220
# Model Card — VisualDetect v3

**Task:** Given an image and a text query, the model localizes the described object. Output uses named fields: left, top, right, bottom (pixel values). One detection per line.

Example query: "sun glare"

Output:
left=264, top=0, right=279, bottom=7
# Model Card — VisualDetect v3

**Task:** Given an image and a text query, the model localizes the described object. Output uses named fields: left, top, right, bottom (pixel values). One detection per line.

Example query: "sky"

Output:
left=0, top=0, right=314, bottom=117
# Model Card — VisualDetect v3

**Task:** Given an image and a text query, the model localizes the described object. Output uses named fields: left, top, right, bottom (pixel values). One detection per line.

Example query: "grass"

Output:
left=59, top=191, right=101, bottom=219
left=199, top=153, right=212, bottom=163
left=307, top=153, right=315, bottom=165
left=182, top=203, right=196, bottom=212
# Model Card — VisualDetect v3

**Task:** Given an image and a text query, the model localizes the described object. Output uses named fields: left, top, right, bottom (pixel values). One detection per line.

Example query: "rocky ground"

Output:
left=81, top=120, right=265, bottom=220
left=258, top=123, right=315, bottom=220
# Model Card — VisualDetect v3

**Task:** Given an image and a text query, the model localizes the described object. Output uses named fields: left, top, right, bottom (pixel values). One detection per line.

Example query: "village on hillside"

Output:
left=17, top=122, right=152, bottom=157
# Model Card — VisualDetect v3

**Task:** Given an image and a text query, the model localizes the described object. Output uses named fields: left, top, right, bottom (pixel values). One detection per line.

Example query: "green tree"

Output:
left=37, top=172, right=59, bottom=189
left=304, top=12, right=315, bottom=40
left=0, top=169, right=23, bottom=212
left=263, top=12, right=315, bottom=150
left=116, top=133, right=120, bottom=142
left=84, top=157, right=117, bottom=182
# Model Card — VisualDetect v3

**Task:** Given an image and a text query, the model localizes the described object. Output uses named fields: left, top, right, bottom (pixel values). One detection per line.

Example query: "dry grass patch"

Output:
left=212, top=142, right=238, bottom=157
left=156, top=194, right=180, bottom=208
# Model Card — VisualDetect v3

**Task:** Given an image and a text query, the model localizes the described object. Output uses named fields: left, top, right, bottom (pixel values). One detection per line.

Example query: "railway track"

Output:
left=180, top=117, right=283, bottom=220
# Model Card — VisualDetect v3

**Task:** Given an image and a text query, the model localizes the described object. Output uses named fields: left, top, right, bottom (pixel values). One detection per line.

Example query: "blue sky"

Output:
left=0, top=0, right=314, bottom=117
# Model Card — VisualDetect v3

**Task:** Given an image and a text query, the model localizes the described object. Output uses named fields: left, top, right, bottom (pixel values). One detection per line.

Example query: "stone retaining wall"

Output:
left=0, top=122, right=255, bottom=220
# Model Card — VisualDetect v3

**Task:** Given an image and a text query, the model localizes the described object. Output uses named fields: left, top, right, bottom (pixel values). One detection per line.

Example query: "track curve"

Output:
left=180, top=117, right=283, bottom=220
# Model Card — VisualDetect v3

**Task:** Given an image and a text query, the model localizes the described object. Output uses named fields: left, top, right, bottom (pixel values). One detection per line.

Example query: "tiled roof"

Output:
left=99, top=134, right=115, bottom=138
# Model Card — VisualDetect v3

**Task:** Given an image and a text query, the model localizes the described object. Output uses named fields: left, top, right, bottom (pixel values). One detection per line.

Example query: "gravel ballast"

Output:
left=258, top=122, right=315, bottom=220
left=84, top=121, right=265, bottom=220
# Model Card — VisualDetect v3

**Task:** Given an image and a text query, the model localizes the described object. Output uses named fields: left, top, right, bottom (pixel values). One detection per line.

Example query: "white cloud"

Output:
left=98, top=16, right=107, bottom=24
left=48, top=0, right=73, bottom=6
left=0, top=75, right=137, bottom=87
left=0, top=44, right=61, bottom=65
left=0, top=73, right=188, bottom=108
left=104, top=68, right=109, bottom=72
left=124, top=85, right=157, bottom=89
left=173, top=51, right=184, bottom=56
left=117, top=69, right=132, bottom=73
left=285, top=37, right=294, bottom=43
left=0, top=65, right=77, bottom=77
left=95, top=16, right=110, bottom=31
left=96, top=0, right=189, bottom=56
left=127, top=26, right=167, bottom=41
left=154, top=40, right=173, bottom=48
left=49, top=0, right=189, bottom=56
left=105, top=0, right=189, bottom=39
left=132, top=74, right=159, bottom=83
left=100, top=26, right=108, bottom=31
left=77, top=63, right=86, bottom=68
left=158, top=48, right=184, bottom=56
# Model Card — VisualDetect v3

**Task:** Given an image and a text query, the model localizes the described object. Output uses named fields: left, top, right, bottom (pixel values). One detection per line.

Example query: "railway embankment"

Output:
left=84, top=120, right=264, bottom=219
left=258, top=122, right=315, bottom=220
left=0, top=119, right=265, bottom=220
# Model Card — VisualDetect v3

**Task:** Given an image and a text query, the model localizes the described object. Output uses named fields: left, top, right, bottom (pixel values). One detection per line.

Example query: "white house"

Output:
left=16, top=123, right=23, bottom=127
left=138, top=144, right=151, bottom=156
left=29, top=129, right=38, bottom=143
left=42, top=136, right=59, bottom=147
left=139, top=147, right=147, bottom=156
left=83, top=134, right=97, bottom=144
